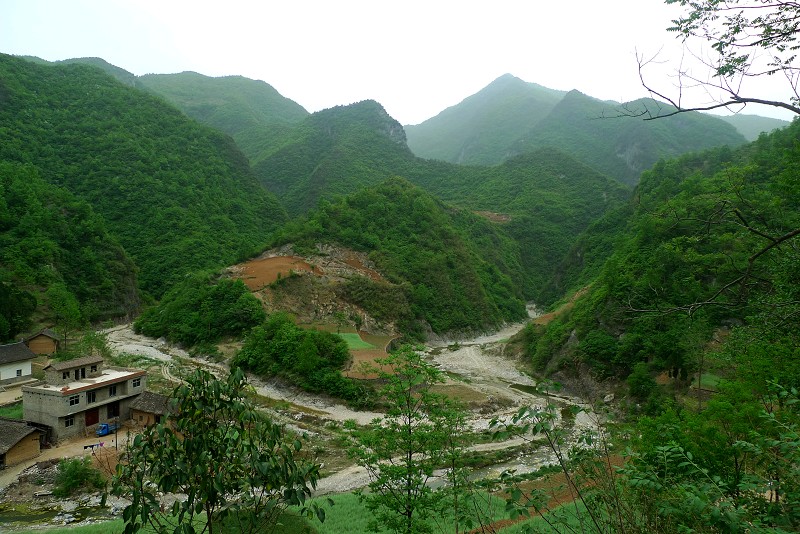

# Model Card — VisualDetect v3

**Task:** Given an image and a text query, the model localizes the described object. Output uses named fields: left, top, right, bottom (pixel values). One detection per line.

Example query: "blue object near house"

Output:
left=95, top=422, right=118, bottom=436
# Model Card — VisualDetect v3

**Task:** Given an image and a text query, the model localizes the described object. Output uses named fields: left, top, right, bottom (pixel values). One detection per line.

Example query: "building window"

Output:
left=16, top=369, right=22, bottom=377
left=90, top=365, right=97, bottom=373
left=132, top=378, right=141, bottom=388
left=64, top=416, right=74, bottom=428
left=109, top=385, right=117, bottom=397
left=107, top=402, right=120, bottom=418
left=87, top=391, right=96, bottom=403
left=69, top=394, right=79, bottom=406
left=62, top=372, right=69, bottom=380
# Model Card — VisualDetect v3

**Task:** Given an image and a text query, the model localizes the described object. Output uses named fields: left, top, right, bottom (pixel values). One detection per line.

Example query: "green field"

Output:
left=0, top=401, right=23, bottom=419
left=336, top=333, right=377, bottom=350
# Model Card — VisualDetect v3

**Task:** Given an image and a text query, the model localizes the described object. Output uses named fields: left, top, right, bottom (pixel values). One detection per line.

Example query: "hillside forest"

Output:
left=0, top=23, right=798, bottom=533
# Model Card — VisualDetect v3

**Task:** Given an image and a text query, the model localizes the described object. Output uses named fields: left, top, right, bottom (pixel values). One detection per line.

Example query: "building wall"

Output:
left=0, top=361, right=32, bottom=384
left=23, top=375, right=147, bottom=442
left=131, top=409, right=159, bottom=427
left=3, top=432, right=42, bottom=467
left=26, top=336, right=58, bottom=355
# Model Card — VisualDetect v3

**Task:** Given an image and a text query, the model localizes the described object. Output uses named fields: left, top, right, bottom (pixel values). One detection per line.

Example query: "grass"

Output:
left=35, top=509, right=315, bottom=534
left=336, top=333, right=377, bottom=350
left=0, top=401, right=23, bottom=419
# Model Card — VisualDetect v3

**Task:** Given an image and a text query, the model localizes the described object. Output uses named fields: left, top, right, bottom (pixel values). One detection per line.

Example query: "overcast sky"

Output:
left=1, top=0, right=795, bottom=124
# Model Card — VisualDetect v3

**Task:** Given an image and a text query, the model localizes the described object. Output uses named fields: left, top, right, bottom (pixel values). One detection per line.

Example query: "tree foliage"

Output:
left=134, top=275, right=265, bottom=347
left=0, top=54, right=286, bottom=297
left=347, top=346, right=471, bottom=534
left=637, top=0, right=800, bottom=117
left=232, top=312, right=366, bottom=404
left=112, top=368, right=323, bottom=534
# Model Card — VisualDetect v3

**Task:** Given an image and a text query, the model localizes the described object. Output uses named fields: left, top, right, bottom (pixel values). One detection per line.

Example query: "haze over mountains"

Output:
left=0, top=52, right=792, bottom=340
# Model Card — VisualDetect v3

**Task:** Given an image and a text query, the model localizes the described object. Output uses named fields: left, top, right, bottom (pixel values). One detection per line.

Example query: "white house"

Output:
left=0, top=342, right=36, bottom=385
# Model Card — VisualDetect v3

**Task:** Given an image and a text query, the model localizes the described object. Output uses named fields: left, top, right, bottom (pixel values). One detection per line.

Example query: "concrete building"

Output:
left=0, top=342, right=36, bottom=385
left=0, top=418, right=43, bottom=468
left=22, top=355, right=146, bottom=442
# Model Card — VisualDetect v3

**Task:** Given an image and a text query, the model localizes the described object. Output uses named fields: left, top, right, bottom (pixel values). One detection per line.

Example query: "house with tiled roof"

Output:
left=22, top=355, right=146, bottom=442
left=130, top=391, right=172, bottom=427
left=0, top=341, right=36, bottom=385
left=0, top=417, right=43, bottom=468
left=24, top=328, right=60, bottom=355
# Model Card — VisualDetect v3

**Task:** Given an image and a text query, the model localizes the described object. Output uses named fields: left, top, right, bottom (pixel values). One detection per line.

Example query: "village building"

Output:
left=22, top=355, right=146, bottom=442
left=130, top=391, right=171, bottom=427
left=24, top=328, right=60, bottom=355
left=0, top=342, right=36, bottom=385
left=0, top=418, right=43, bottom=468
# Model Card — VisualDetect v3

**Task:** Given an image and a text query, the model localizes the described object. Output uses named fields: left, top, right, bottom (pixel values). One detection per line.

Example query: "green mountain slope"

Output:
left=0, top=54, right=287, bottom=296
left=716, top=113, right=790, bottom=141
left=255, top=100, right=629, bottom=301
left=514, top=91, right=747, bottom=185
left=253, top=100, right=413, bottom=216
left=273, top=177, right=528, bottom=336
left=404, top=74, right=566, bottom=165
left=528, top=121, right=800, bottom=380
left=0, top=162, right=139, bottom=339
left=406, top=77, right=747, bottom=186
left=137, top=71, right=309, bottom=164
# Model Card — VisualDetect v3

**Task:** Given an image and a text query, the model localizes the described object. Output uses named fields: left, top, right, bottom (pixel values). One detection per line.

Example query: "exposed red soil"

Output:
left=234, top=256, right=321, bottom=290
left=532, top=286, right=590, bottom=326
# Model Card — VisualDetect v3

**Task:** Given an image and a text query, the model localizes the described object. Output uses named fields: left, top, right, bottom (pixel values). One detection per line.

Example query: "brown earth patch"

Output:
left=474, top=211, right=511, bottom=223
left=233, top=256, right=321, bottom=290
left=533, top=286, right=590, bottom=326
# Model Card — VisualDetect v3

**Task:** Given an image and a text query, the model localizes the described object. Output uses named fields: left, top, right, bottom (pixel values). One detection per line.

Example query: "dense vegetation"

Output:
left=134, top=276, right=265, bottom=347
left=0, top=54, right=287, bottom=297
left=273, top=177, right=528, bottom=335
left=137, top=71, right=309, bottom=165
left=254, top=100, right=629, bottom=303
left=0, top=161, right=138, bottom=340
left=406, top=76, right=747, bottom=186
left=528, top=119, right=800, bottom=384
left=404, top=74, right=566, bottom=165
left=233, top=312, right=366, bottom=404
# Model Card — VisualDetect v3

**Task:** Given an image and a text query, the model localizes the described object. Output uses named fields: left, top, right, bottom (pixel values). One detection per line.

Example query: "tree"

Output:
left=112, top=367, right=324, bottom=534
left=46, top=283, right=83, bottom=351
left=636, top=0, right=800, bottom=118
left=347, top=346, right=470, bottom=534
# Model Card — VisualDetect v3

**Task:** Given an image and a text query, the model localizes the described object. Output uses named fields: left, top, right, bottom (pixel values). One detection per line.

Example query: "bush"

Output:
left=53, top=457, right=106, bottom=497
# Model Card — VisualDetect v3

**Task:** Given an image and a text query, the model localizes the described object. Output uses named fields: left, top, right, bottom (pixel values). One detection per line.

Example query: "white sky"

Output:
left=1, top=0, right=795, bottom=124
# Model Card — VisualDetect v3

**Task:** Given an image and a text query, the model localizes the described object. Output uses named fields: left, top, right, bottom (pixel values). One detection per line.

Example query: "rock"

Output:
left=603, top=394, right=615, bottom=404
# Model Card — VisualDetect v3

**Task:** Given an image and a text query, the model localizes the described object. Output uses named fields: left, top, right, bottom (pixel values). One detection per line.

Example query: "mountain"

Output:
left=253, top=100, right=414, bottom=216
left=0, top=54, right=287, bottom=297
left=404, top=74, right=566, bottom=165
left=137, top=72, right=309, bottom=164
left=716, top=113, right=790, bottom=141
left=0, top=162, right=139, bottom=338
left=273, top=177, right=528, bottom=336
left=528, top=120, right=800, bottom=379
left=406, top=77, right=747, bottom=186
left=514, top=92, right=747, bottom=185
left=255, top=100, right=629, bottom=301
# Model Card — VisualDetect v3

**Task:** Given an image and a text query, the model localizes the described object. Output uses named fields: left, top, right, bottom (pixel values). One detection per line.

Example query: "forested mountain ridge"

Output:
left=0, top=54, right=287, bottom=298
left=272, top=177, right=528, bottom=336
left=0, top=162, right=139, bottom=341
left=407, top=77, right=750, bottom=186
left=136, top=71, right=309, bottom=165
left=527, top=118, right=800, bottom=383
left=253, top=99, right=630, bottom=302
left=404, top=73, right=566, bottom=165
left=253, top=99, right=414, bottom=216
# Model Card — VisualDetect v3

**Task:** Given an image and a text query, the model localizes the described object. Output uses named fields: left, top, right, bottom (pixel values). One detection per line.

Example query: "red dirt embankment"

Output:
left=233, top=256, right=321, bottom=291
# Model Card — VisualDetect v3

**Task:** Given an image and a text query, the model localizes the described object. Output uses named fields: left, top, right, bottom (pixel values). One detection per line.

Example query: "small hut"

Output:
left=24, top=328, right=60, bottom=355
